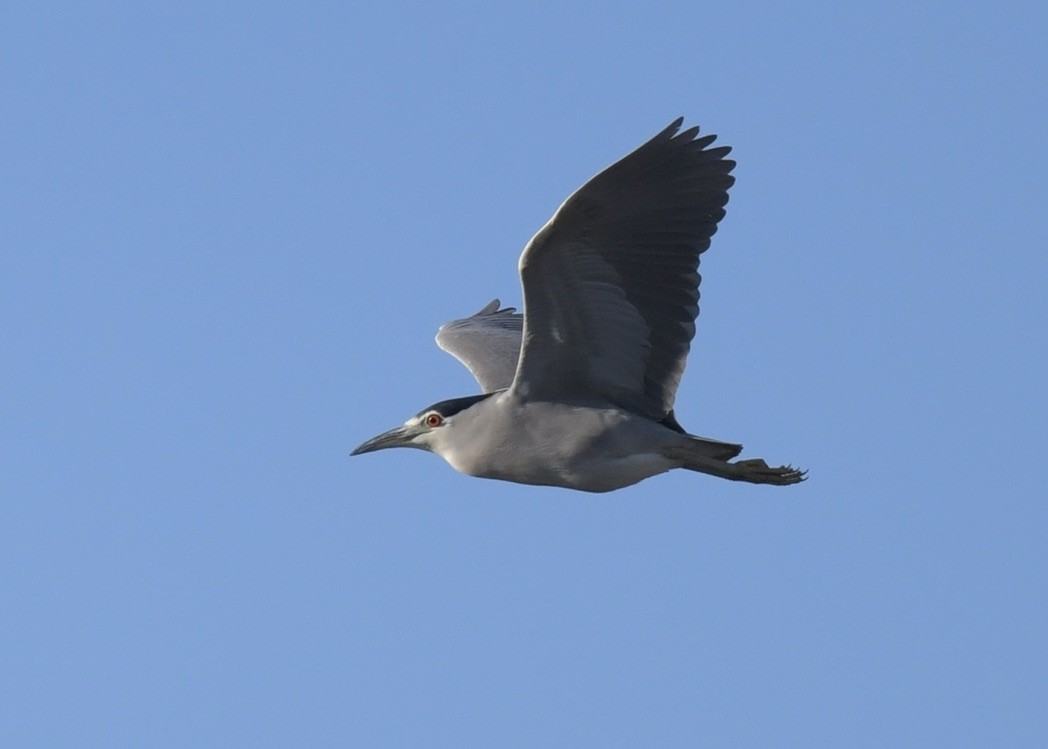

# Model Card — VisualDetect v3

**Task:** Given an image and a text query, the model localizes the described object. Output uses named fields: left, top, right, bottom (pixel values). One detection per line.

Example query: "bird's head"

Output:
left=350, top=393, right=492, bottom=456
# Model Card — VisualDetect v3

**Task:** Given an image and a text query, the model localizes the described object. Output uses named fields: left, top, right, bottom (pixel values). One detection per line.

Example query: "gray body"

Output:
left=441, top=393, right=679, bottom=492
left=352, top=119, right=805, bottom=492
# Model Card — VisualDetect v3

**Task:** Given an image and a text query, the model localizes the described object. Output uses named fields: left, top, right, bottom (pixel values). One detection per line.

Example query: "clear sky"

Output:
left=3, top=2, right=1046, bottom=746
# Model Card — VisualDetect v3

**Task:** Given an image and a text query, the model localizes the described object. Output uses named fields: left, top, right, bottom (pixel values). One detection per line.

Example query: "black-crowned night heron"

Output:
left=352, top=118, right=806, bottom=492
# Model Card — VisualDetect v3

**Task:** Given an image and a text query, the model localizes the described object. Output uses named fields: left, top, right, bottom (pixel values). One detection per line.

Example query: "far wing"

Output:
left=435, top=300, right=523, bottom=392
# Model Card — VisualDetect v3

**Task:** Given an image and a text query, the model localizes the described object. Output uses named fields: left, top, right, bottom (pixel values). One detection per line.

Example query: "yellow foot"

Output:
left=733, top=458, right=807, bottom=485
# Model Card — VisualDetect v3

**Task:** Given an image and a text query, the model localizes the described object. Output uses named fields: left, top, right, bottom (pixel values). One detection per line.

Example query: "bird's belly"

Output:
left=562, top=452, right=675, bottom=492
left=471, top=446, right=673, bottom=493
left=445, top=401, right=677, bottom=492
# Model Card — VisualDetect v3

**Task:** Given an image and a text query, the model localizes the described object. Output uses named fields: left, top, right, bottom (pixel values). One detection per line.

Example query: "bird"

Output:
left=352, top=118, right=806, bottom=492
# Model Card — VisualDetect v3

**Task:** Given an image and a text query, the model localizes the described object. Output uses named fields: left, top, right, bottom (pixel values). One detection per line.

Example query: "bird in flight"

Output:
left=353, top=118, right=805, bottom=492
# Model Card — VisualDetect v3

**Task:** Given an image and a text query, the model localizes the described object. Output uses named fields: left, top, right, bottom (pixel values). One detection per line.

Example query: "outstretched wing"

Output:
left=435, top=300, right=523, bottom=392
left=511, top=118, right=735, bottom=420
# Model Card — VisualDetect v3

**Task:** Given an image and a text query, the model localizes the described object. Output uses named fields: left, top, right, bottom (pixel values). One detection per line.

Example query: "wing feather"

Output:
left=511, top=119, right=735, bottom=419
left=435, top=300, right=522, bottom=392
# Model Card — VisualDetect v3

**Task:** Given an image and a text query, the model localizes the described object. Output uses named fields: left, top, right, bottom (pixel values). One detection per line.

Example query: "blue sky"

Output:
left=3, top=1, right=1046, bottom=746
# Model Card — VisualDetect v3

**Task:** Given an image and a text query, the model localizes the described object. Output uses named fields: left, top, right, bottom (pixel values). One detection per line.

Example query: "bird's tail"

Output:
left=680, top=434, right=743, bottom=462
left=662, top=436, right=807, bottom=485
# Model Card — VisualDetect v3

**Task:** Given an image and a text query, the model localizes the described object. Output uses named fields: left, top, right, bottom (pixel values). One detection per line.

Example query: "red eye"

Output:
left=425, top=413, right=443, bottom=427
